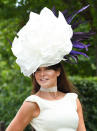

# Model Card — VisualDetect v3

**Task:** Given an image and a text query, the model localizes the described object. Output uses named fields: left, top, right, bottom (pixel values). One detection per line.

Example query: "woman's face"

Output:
left=34, top=67, right=60, bottom=88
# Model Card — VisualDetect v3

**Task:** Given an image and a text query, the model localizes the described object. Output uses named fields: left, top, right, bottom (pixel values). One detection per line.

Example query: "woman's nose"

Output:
left=40, top=70, right=46, bottom=76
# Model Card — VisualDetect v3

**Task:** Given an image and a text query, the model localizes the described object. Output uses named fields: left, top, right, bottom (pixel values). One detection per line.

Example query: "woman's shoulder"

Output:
left=25, top=94, right=35, bottom=101
left=24, top=94, right=43, bottom=110
left=23, top=95, right=40, bottom=117
left=24, top=95, right=39, bottom=107
left=65, top=92, right=79, bottom=104
left=67, top=92, right=78, bottom=97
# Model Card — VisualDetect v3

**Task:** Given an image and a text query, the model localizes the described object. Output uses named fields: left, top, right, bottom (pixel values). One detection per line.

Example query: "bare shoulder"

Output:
left=22, top=101, right=40, bottom=118
left=21, top=101, right=34, bottom=111
left=76, top=98, right=82, bottom=111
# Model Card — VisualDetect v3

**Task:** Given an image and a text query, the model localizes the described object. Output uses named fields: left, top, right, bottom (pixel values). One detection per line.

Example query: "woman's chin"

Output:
left=40, top=84, right=55, bottom=89
left=39, top=82, right=49, bottom=87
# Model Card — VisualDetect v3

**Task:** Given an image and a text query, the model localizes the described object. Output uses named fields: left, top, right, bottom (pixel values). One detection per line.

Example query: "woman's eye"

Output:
left=47, top=69, right=51, bottom=71
left=46, top=67, right=51, bottom=70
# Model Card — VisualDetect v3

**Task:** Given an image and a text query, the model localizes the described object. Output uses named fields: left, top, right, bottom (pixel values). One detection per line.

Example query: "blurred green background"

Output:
left=0, top=0, right=97, bottom=131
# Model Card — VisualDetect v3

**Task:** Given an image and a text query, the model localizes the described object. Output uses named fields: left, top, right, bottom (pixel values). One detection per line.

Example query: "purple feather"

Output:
left=64, top=55, right=78, bottom=64
left=71, top=55, right=78, bottom=63
left=52, top=5, right=95, bottom=64
left=62, top=9, right=68, bottom=16
left=70, top=50, right=89, bottom=57
left=72, top=32, right=94, bottom=41
left=71, top=19, right=84, bottom=29
left=65, top=11, right=77, bottom=23
left=67, top=5, right=90, bottom=24
left=6, top=37, right=12, bottom=46
left=52, top=6, right=58, bottom=17
left=72, top=41, right=91, bottom=51
left=51, top=5, right=94, bottom=64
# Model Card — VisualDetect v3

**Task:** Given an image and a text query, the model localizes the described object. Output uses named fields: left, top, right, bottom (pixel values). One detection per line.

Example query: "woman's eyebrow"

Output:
left=36, top=68, right=40, bottom=71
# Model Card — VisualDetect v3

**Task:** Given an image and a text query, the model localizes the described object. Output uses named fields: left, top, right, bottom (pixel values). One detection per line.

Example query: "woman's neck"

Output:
left=40, top=86, right=57, bottom=92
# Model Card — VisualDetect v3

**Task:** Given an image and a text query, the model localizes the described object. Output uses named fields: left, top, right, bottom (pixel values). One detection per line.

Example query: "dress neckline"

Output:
left=34, top=93, right=69, bottom=102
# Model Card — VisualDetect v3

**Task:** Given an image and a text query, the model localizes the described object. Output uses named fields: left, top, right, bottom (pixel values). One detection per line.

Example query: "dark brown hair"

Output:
left=30, top=62, right=78, bottom=94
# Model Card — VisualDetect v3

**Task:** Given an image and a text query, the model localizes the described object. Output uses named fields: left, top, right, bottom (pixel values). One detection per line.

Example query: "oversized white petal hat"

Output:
left=11, top=7, right=73, bottom=77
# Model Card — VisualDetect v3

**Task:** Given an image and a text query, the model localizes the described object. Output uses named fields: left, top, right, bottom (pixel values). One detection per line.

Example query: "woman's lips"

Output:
left=40, top=78, right=49, bottom=82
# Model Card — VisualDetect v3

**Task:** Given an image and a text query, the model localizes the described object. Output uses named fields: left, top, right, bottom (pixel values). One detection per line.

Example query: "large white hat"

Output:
left=11, top=7, right=73, bottom=76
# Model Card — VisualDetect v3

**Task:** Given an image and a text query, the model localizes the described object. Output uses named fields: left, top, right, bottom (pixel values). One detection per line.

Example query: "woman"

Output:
left=6, top=6, right=91, bottom=131
left=6, top=63, right=86, bottom=131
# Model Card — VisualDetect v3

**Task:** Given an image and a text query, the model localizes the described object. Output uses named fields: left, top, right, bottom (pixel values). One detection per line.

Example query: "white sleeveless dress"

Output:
left=25, top=93, right=79, bottom=131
